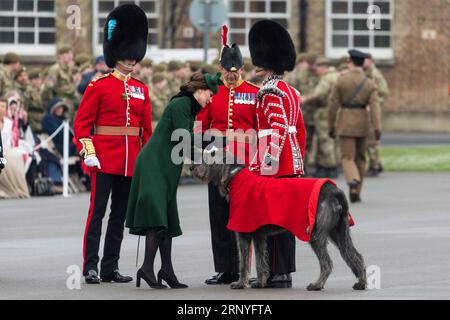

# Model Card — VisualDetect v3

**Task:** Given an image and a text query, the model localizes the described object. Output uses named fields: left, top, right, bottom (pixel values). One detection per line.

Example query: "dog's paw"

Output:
left=230, top=282, right=245, bottom=290
left=251, top=281, right=265, bottom=289
left=307, top=283, right=323, bottom=291
left=353, top=281, right=367, bottom=291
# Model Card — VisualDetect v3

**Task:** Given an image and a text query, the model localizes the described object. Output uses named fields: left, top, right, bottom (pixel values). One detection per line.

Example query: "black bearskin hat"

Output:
left=103, top=4, right=148, bottom=68
left=248, top=20, right=296, bottom=74
left=219, top=25, right=243, bottom=71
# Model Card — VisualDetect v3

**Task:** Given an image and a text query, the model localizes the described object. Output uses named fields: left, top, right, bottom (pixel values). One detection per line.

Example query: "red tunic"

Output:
left=74, top=71, right=152, bottom=177
left=253, top=76, right=306, bottom=177
left=228, top=168, right=354, bottom=242
left=195, top=80, right=259, bottom=165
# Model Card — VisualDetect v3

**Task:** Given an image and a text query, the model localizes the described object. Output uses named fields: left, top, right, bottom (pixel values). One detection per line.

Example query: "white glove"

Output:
left=84, top=156, right=101, bottom=169
left=204, top=145, right=219, bottom=155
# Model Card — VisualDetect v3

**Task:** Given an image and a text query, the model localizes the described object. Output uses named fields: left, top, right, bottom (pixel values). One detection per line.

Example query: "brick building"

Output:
left=0, top=0, right=449, bottom=130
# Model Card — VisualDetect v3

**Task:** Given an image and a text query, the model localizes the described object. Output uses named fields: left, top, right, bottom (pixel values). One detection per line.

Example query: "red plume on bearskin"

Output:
left=222, top=25, right=229, bottom=47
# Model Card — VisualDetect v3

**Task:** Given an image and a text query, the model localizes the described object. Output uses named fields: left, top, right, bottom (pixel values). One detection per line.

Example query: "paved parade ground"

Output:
left=1, top=172, right=450, bottom=300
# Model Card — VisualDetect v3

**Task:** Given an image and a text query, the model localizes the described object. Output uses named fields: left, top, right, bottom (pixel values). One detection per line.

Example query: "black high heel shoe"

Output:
left=157, top=269, right=188, bottom=289
left=136, top=268, right=167, bottom=289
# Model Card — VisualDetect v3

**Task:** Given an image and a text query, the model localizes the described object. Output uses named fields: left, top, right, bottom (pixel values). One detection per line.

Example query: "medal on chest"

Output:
left=128, top=85, right=145, bottom=100
left=234, top=92, right=256, bottom=105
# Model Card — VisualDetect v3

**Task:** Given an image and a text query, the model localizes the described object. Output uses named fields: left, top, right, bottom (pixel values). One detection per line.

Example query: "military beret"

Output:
left=314, top=56, right=331, bottom=67
left=201, top=63, right=219, bottom=75
left=188, top=60, right=203, bottom=72
left=168, top=60, right=183, bottom=72
left=75, top=53, right=92, bottom=66
left=57, top=44, right=72, bottom=55
left=152, top=72, right=166, bottom=84
left=140, top=58, right=153, bottom=68
left=305, top=53, right=318, bottom=65
left=28, top=68, right=42, bottom=80
left=154, top=63, right=167, bottom=73
left=296, top=53, right=307, bottom=64
left=3, top=52, right=20, bottom=65
left=243, top=58, right=254, bottom=72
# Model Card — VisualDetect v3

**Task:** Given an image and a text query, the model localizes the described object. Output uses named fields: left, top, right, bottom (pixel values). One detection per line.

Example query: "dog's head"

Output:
left=191, top=147, right=244, bottom=199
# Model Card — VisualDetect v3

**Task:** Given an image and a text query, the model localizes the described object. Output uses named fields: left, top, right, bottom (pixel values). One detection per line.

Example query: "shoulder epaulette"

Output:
left=92, top=73, right=110, bottom=82
left=245, top=81, right=261, bottom=89
left=257, top=84, right=285, bottom=100
left=131, top=76, right=147, bottom=86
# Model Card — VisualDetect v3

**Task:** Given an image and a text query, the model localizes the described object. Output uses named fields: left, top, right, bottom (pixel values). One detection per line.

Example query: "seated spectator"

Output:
left=0, top=98, right=30, bottom=199
left=42, top=98, right=77, bottom=157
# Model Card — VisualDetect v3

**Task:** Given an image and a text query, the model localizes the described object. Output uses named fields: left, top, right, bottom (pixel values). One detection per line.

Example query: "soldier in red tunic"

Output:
left=73, top=4, right=152, bottom=284
left=248, top=20, right=307, bottom=288
left=196, top=26, right=259, bottom=285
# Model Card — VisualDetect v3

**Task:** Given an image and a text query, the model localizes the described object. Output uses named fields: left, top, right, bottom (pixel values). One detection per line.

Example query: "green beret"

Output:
left=3, top=52, right=20, bottom=65
left=152, top=72, right=166, bottom=84
left=75, top=53, right=92, bottom=67
left=296, top=53, right=307, bottom=64
left=28, top=68, right=42, bottom=80
left=57, top=44, right=72, bottom=55
left=314, top=56, right=331, bottom=67
left=203, top=72, right=221, bottom=94
left=188, top=60, right=203, bottom=72
left=201, top=63, right=219, bottom=75
left=168, top=60, right=183, bottom=72
left=154, top=63, right=167, bottom=73
left=243, top=58, right=254, bottom=72
left=140, top=58, right=153, bottom=68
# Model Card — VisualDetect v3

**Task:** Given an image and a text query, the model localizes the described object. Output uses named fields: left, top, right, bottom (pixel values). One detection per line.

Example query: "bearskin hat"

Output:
left=219, top=25, right=243, bottom=72
left=248, top=20, right=296, bottom=74
left=103, top=4, right=148, bottom=68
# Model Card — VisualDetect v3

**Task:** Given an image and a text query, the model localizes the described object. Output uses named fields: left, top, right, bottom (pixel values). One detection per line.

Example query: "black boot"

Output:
left=349, top=180, right=361, bottom=203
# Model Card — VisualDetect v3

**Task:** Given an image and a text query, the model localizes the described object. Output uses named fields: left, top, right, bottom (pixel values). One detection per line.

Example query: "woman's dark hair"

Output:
left=180, top=72, right=209, bottom=93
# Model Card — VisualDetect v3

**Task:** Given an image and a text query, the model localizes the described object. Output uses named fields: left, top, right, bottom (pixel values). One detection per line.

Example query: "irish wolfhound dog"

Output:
left=191, top=156, right=367, bottom=291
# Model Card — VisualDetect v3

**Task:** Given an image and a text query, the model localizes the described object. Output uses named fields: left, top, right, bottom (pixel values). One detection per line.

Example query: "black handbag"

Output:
left=33, top=177, right=55, bottom=196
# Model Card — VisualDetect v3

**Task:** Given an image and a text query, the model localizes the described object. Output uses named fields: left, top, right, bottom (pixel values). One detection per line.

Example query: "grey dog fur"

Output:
left=191, top=154, right=367, bottom=291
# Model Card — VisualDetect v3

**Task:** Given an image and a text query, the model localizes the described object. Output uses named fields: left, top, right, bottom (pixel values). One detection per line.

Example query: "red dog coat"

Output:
left=228, top=168, right=354, bottom=242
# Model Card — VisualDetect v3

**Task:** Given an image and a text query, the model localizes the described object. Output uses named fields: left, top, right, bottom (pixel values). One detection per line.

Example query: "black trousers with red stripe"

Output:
left=208, top=182, right=240, bottom=273
left=267, top=231, right=296, bottom=274
left=83, top=172, right=131, bottom=277
left=266, top=174, right=297, bottom=274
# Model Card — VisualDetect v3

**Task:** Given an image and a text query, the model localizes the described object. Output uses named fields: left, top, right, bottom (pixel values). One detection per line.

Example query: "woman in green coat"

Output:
left=126, top=72, right=220, bottom=289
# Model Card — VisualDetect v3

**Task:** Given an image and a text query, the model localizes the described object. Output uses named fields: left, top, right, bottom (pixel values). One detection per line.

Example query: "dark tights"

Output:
left=140, top=229, right=176, bottom=281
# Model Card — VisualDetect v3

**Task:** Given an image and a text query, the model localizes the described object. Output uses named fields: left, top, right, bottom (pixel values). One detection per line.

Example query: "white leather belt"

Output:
left=258, top=126, right=297, bottom=138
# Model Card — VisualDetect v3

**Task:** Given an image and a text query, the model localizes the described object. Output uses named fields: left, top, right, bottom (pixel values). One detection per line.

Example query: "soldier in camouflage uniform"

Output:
left=42, top=44, right=77, bottom=108
left=166, top=60, right=183, bottom=98
left=364, top=54, right=389, bottom=176
left=149, top=72, right=170, bottom=130
left=139, top=58, right=153, bottom=89
left=301, top=57, right=339, bottom=178
left=26, top=69, right=45, bottom=133
left=285, top=52, right=318, bottom=174
left=0, top=52, right=21, bottom=98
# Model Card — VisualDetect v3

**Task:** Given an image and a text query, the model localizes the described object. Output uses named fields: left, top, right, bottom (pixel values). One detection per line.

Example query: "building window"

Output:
left=0, top=0, right=56, bottom=55
left=93, top=0, right=159, bottom=55
left=227, top=0, right=291, bottom=47
left=326, top=0, right=394, bottom=59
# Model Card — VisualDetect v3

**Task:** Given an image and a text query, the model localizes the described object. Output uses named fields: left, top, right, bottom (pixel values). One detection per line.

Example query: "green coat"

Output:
left=126, top=92, right=201, bottom=238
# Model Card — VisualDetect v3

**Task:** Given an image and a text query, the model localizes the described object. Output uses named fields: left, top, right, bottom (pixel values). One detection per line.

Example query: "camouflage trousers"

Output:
left=312, top=108, right=339, bottom=168
left=366, top=123, right=381, bottom=170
